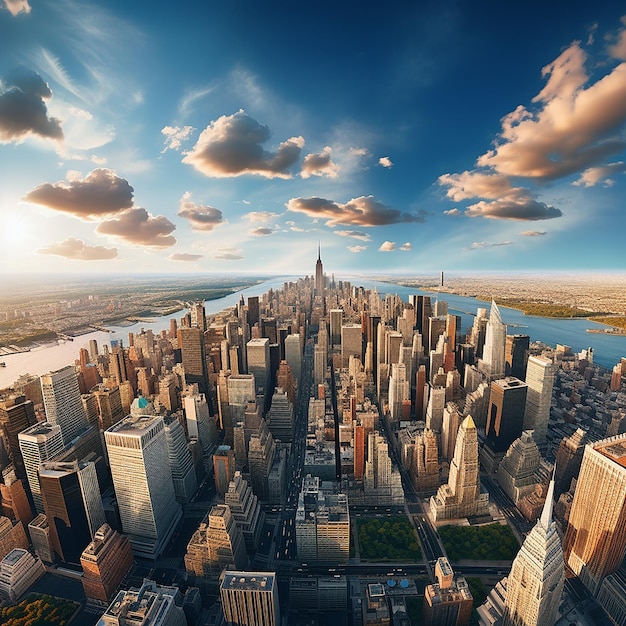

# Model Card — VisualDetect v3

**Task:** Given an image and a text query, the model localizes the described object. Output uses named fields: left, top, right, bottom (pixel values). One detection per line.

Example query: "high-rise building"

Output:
left=0, top=516, right=29, bottom=562
left=423, top=557, right=473, bottom=626
left=523, top=356, right=554, bottom=445
left=39, top=460, right=106, bottom=564
left=105, top=414, right=182, bottom=560
left=0, top=393, right=37, bottom=480
left=178, top=326, right=210, bottom=399
left=295, top=475, right=349, bottom=564
left=91, top=385, right=125, bottom=431
left=220, top=570, right=281, bottom=626
left=247, top=338, right=270, bottom=398
left=329, top=309, right=343, bottom=347
left=388, top=363, right=410, bottom=423
left=564, top=434, right=626, bottom=595
left=483, top=378, right=528, bottom=474
left=163, top=417, right=197, bottom=505
left=18, top=422, right=64, bottom=514
left=505, top=334, right=530, bottom=380
left=267, top=388, right=294, bottom=443
left=0, top=548, right=46, bottom=602
left=315, top=244, right=324, bottom=297
left=479, top=301, right=506, bottom=380
left=80, top=523, right=134, bottom=603
left=213, top=445, right=236, bottom=496
left=496, top=431, right=541, bottom=505
left=28, top=514, right=53, bottom=563
left=40, top=365, right=88, bottom=445
left=341, top=324, right=362, bottom=367
left=503, top=477, right=564, bottom=626
left=554, top=427, right=587, bottom=495
left=248, top=419, right=276, bottom=501
left=0, top=467, right=33, bottom=525
left=284, top=334, right=302, bottom=381
left=430, top=416, right=489, bottom=521
left=224, top=471, right=264, bottom=555
left=247, top=296, right=260, bottom=329
left=185, top=504, right=248, bottom=580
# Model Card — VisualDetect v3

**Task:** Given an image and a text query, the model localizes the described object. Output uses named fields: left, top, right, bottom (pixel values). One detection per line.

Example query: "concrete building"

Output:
left=0, top=548, right=45, bottom=601
left=0, top=393, right=36, bottom=480
left=97, top=579, right=187, bottom=626
left=0, top=516, right=28, bottom=562
left=163, top=417, right=197, bottom=504
left=564, top=434, right=626, bottom=595
left=81, top=523, right=135, bottom=603
left=523, top=355, right=554, bottom=445
left=246, top=338, right=270, bottom=398
left=423, top=557, right=473, bottom=626
left=224, top=471, right=263, bottom=555
left=220, top=570, right=280, bottom=626
left=213, top=445, right=236, bottom=496
left=105, top=414, right=182, bottom=560
left=284, top=334, right=302, bottom=381
left=496, top=431, right=541, bottom=504
left=267, top=387, right=294, bottom=443
left=28, top=514, right=53, bottom=563
left=341, top=323, right=362, bottom=368
left=479, top=301, right=506, bottom=380
left=18, top=421, right=64, bottom=514
left=295, top=475, right=349, bottom=564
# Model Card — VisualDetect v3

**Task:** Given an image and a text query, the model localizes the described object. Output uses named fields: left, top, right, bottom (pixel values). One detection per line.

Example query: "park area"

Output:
left=356, top=516, right=422, bottom=561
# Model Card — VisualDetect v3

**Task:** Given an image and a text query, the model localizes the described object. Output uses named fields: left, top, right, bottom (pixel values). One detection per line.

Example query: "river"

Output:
left=1, top=275, right=624, bottom=388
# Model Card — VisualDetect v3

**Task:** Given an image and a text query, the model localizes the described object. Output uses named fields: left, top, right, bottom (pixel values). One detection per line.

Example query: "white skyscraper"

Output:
left=388, top=363, right=410, bottom=422
left=480, top=301, right=506, bottom=380
left=18, top=422, right=64, bottom=514
left=284, top=334, right=302, bottom=381
left=105, top=414, right=182, bottom=559
left=246, top=338, right=270, bottom=397
left=40, top=365, right=88, bottom=445
left=523, top=355, right=554, bottom=444
left=503, top=477, right=564, bottom=626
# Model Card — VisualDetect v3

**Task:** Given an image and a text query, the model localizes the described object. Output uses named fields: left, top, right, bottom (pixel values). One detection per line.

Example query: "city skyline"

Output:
left=1, top=1, right=626, bottom=275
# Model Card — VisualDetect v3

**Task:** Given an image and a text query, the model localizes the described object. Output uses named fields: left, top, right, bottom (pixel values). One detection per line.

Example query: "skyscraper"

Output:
left=503, top=477, right=564, bottom=626
left=105, top=414, right=182, bottom=559
left=163, top=416, right=197, bottom=505
left=39, top=460, right=106, bottom=564
left=564, top=434, right=626, bottom=595
left=523, top=355, right=554, bottom=445
left=247, top=337, right=270, bottom=398
left=480, top=301, right=507, bottom=380
left=40, top=365, right=88, bottom=445
left=178, top=326, right=210, bottom=399
left=430, top=416, right=489, bottom=521
left=505, top=334, right=530, bottom=379
left=0, top=393, right=36, bottom=480
left=220, top=570, right=281, bottom=626
left=18, top=422, right=64, bottom=514
left=315, top=243, right=324, bottom=297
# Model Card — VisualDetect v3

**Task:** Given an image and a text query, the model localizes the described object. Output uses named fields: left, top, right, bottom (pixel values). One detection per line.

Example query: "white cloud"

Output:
left=177, top=192, right=225, bottom=231
left=214, top=247, right=243, bottom=260
left=378, top=241, right=396, bottom=252
left=301, top=146, right=339, bottom=178
left=3, top=0, right=31, bottom=16
left=399, top=242, right=412, bottom=251
left=464, top=241, right=514, bottom=251
left=348, top=245, right=367, bottom=253
left=243, top=211, right=279, bottom=222
left=169, top=253, right=202, bottom=262
left=443, top=208, right=462, bottom=216
left=249, top=227, right=273, bottom=236
left=38, top=237, right=117, bottom=260
left=161, top=125, right=194, bottom=152
left=378, top=156, right=393, bottom=168
left=573, top=161, right=626, bottom=187
left=334, top=230, right=371, bottom=241
left=520, top=230, right=547, bottom=237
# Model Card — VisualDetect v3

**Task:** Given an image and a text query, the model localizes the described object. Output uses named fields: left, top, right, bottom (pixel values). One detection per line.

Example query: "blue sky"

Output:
left=1, top=0, right=626, bottom=276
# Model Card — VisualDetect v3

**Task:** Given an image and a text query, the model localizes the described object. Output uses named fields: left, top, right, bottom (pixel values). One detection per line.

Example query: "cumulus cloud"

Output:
left=399, top=242, right=412, bottom=251
left=96, top=207, right=176, bottom=247
left=465, top=197, right=562, bottom=221
left=182, top=109, right=304, bottom=179
left=443, top=208, right=462, bottom=216
left=378, top=156, right=393, bottom=168
left=464, top=241, right=514, bottom=251
left=521, top=230, right=547, bottom=237
left=609, top=22, right=626, bottom=60
left=161, top=125, right=194, bottom=152
left=477, top=42, right=626, bottom=180
left=439, top=171, right=516, bottom=201
left=169, top=253, right=202, bottom=262
left=301, top=146, right=339, bottom=178
left=249, top=227, right=273, bottom=236
left=334, top=230, right=371, bottom=241
left=24, top=169, right=134, bottom=219
left=349, top=147, right=369, bottom=157
left=38, top=237, right=117, bottom=260
left=243, top=211, right=278, bottom=222
left=286, top=195, right=425, bottom=227
left=379, top=241, right=396, bottom=252
left=0, top=68, right=63, bottom=142
left=177, top=192, right=224, bottom=231
left=348, top=245, right=367, bottom=253
left=214, top=247, right=243, bottom=260
left=573, top=161, right=626, bottom=187
left=3, top=0, right=31, bottom=16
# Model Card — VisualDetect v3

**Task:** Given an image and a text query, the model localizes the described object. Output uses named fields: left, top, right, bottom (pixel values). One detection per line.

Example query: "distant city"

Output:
left=0, top=251, right=625, bottom=626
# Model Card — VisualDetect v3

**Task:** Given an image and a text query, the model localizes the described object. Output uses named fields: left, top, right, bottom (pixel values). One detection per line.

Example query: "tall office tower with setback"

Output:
left=225, top=471, right=264, bottom=555
left=40, top=365, right=88, bottom=445
left=18, top=422, right=64, bottom=514
left=39, top=460, right=106, bottom=564
left=480, top=301, right=507, bottom=379
left=523, top=355, right=554, bottom=445
left=564, top=434, right=626, bottom=595
left=315, top=244, right=324, bottom=297
left=0, top=393, right=37, bottom=480
left=502, top=477, right=564, bottom=626
left=220, top=571, right=281, bottom=626
left=430, top=416, right=489, bottom=521
left=105, top=414, right=182, bottom=560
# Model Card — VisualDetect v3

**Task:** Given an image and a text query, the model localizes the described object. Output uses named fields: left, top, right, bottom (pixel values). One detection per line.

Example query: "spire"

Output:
left=317, top=241, right=321, bottom=261
left=540, top=467, right=556, bottom=531
left=490, top=300, right=503, bottom=325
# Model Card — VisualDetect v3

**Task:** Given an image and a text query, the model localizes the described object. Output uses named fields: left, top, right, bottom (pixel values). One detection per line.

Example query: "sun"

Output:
left=0, top=214, right=31, bottom=247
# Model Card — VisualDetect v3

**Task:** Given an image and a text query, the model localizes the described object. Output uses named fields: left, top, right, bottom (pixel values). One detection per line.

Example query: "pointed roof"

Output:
left=540, top=470, right=556, bottom=531
left=317, top=241, right=321, bottom=262
left=462, top=414, right=476, bottom=430
left=490, top=300, right=503, bottom=325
